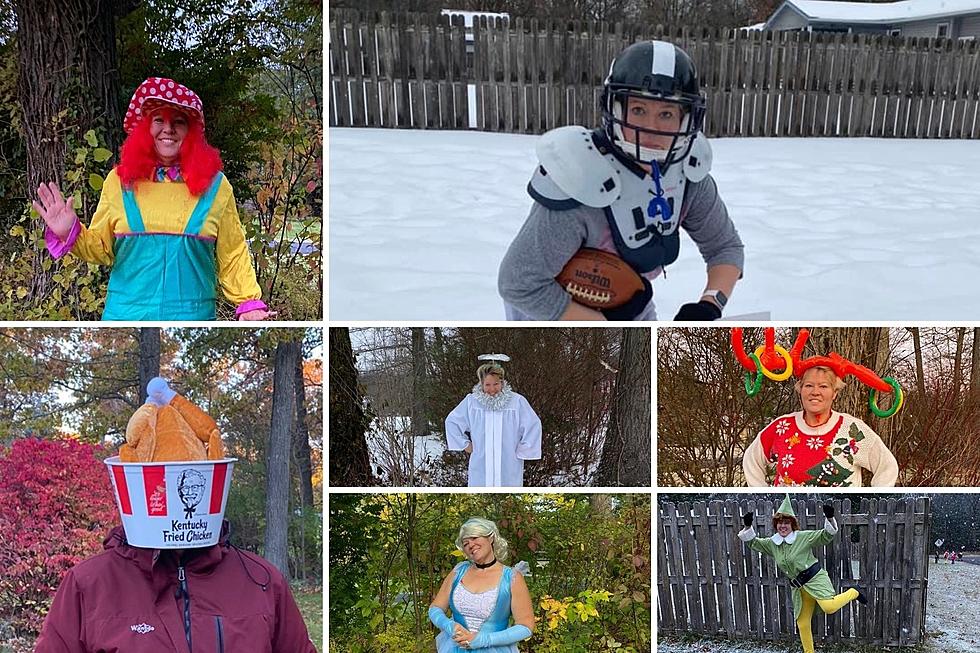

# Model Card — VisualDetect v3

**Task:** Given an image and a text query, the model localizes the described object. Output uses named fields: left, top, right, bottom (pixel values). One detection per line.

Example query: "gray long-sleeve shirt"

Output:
left=498, top=173, right=744, bottom=321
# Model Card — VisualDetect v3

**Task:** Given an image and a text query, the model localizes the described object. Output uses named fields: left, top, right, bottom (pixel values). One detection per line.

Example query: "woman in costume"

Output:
left=445, top=355, right=542, bottom=487
left=33, top=77, right=271, bottom=321
left=738, top=495, right=867, bottom=653
left=743, top=365, right=898, bottom=486
left=428, top=517, right=534, bottom=651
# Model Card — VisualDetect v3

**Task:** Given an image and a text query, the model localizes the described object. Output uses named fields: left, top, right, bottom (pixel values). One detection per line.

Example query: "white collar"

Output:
left=772, top=531, right=798, bottom=545
left=471, top=382, right=515, bottom=411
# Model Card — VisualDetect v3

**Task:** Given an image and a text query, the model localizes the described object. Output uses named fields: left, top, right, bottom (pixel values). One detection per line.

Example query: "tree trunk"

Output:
left=15, top=0, right=137, bottom=299
left=970, top=328, right=980, bottom=401
left=411, top=327, right=427, bottom=437
left=16, top=0, right=134, bottom=189
left=329, top=327, right=375, bottom=485
left=432, top=327, right=444, bottom=362
left=264, top=339, right=299, bottom=578
left=589, top=494, right=613, bottom=516
left=137, top=327, right=160, bottom=404
left=595, top=328, right=651, bottom=486
left=911, top=327, right=925, bottom=396
left=953, top=328, right=966, bottom=401
left=293, top=350, right=315, bottom=507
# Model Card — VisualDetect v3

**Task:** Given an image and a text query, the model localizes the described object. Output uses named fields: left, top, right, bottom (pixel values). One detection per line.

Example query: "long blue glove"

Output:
left=469, top=625, right=533, bottom=648
left=428, top=605, right=457, bottom=637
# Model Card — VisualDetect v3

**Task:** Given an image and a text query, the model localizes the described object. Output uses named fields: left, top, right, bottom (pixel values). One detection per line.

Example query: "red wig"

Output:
left=116, top=107, right=223, bottom=196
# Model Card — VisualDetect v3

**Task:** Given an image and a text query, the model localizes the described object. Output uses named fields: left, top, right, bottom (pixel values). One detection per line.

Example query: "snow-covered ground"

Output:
left=657, top=559, right=980, bottom=652
left=365, top=418, right=461, bottom=486
left=329, top=128, right=980, bottom=320
left=922, top=557, right=980, bottom=652
left=365, top=420, right=600, bottom=487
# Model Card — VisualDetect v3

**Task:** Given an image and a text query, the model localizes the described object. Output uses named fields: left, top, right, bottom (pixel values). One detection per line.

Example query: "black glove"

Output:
left=674, top=300, right=722, bottom=321
left=742, top=513, right=753, bottom=528
left=601, top=276, right=653, bottom=321
left=823, top=504, right=835, bottom=519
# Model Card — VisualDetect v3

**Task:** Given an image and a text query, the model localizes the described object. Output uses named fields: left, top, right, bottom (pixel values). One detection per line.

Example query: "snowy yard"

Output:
left=657, top=559, right=980, bottom=652
left=329, top=127, right=980, bottom=321
left=365, top=423, right=600, bottom=487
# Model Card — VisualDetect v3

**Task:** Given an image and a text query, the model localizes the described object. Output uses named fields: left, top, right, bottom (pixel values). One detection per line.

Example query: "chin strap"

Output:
left=470, top=624, right=533, bottom=648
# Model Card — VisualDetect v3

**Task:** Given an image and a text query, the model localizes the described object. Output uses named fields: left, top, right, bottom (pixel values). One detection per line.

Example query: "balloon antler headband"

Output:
left=731, top=327, right=904, bottom=418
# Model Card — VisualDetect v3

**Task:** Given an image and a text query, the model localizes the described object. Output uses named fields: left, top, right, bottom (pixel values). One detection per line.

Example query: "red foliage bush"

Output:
left=0, top=438, right=118, bottom=637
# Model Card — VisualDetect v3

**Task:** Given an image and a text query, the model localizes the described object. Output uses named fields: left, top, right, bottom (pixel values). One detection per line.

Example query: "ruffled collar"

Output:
left=471, top=382, right=514, bottom=411
left=772, top=530, right=798, bottom=546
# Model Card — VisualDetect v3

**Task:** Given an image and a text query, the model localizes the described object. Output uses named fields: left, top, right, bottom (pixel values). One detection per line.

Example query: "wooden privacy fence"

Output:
left=657, top=497, right=930, bottom=647
left=329, top=10, right=980, bottom=139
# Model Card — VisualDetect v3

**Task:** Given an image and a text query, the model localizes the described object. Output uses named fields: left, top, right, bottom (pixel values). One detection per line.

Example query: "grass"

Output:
left=294, top=583, right=323, bottom=651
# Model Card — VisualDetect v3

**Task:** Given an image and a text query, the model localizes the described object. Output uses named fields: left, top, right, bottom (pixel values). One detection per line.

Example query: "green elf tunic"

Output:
left=738, top=519, right=839, bottom=619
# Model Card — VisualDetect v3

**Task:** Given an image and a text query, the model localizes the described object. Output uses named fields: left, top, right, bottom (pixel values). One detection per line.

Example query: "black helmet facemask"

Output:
left=601, top=41, right=706, bottom=170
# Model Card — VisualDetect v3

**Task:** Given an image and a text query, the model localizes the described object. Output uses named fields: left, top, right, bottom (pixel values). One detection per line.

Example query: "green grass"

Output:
left=294, top=583, right=323, bottom=651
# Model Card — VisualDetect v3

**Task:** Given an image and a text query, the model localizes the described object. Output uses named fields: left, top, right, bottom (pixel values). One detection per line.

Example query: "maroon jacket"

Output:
left=35, top=524, right=317, bottom=653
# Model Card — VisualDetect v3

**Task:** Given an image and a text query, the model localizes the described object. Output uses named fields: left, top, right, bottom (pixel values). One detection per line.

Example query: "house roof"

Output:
left=768, top=0, right=980, bottom=26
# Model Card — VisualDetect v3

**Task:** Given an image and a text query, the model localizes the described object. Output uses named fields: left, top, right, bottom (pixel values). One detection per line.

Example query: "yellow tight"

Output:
left=796, top=588, right=859, bottom=653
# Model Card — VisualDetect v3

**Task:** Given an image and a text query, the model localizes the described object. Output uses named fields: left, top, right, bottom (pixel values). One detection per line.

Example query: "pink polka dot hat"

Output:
left=124, top=77, right=205, bottom=134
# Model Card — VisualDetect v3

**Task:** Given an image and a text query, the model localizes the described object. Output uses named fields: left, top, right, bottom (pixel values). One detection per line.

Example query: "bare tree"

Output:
left=264, top=338, right=299, bottom=577
left=137, top=327, right=160, bottom=404
left=910, top=327, right=926, bottom=396
left=953, top=327, right=966, bottom=402
left=596, top=328, right=651, bottom=486
left=971, top=327, right=980, bottom=401
left=293, top=351, right=315, bottom=507
left=329, top=328, right=376, bottom=486
left=411, top=327, right=427, bottom=436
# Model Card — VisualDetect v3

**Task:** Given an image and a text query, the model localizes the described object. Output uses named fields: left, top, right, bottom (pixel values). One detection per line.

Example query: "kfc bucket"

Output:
left=105, top=456, right=236, bottom=548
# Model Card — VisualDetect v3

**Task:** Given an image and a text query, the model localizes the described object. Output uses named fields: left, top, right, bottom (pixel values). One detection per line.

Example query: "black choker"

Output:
left=474, top=558, right=497, bottom=569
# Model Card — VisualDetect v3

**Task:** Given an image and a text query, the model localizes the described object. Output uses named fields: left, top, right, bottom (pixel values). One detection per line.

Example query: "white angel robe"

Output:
left=445, top=384, right=542, bottom=487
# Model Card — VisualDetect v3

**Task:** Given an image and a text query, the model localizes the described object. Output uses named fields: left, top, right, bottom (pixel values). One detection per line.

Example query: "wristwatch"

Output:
left=701, top=289, right=728, bottom=309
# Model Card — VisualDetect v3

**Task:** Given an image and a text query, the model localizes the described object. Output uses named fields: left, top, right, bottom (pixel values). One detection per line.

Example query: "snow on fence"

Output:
left=329, top=9, right=980, bottom=139
left=657, top=497, right=930, bottom=647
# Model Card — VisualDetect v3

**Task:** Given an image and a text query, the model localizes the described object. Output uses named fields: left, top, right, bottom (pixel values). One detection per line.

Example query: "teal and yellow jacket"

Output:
left=47, top=169, right=265, bottom=320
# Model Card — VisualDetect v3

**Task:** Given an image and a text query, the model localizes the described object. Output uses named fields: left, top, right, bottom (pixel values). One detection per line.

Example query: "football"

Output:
left=556, top=248, right=645, bottom=309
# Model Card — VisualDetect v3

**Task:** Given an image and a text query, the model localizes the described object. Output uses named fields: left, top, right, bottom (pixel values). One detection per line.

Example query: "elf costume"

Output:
left=738, top=495, right=866, bottom=653
left=743, top=411, right=898, bottom=487
left=45, top=77, right=267, bottom=321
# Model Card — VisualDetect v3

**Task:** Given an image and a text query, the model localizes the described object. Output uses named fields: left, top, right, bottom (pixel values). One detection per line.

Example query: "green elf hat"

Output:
left=771, top=494, right=800, bottom=531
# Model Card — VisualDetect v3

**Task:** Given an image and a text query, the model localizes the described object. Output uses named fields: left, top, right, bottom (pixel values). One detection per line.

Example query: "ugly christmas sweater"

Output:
left=742, top=411, right=898, bottom=487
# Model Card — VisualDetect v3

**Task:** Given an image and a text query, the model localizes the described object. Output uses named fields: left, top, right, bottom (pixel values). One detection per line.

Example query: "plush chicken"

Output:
left=119, top=377, right=225, bottom=462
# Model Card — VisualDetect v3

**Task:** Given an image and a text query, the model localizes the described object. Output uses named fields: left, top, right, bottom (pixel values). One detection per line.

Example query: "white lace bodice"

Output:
left=452, top=582, right=499, bottom=633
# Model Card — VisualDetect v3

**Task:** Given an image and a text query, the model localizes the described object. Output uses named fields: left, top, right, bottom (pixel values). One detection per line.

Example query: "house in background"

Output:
left=764, top=0, right=980, bottom=39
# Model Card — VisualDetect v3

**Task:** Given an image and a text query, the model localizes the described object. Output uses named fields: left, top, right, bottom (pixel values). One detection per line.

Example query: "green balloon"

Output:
left=744, top=353, right=764, bottom=397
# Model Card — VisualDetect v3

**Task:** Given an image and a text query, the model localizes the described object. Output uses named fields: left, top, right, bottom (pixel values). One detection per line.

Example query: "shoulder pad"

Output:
left=527, top=165, right=582, bottom=210
left=683, top=133, right=712, bottom=182
left=534, top=126, right=621, bottom=208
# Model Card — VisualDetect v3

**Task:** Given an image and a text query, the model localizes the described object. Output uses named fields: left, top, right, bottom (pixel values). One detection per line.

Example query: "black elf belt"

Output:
left=788, top=561, right=822, bottom=588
